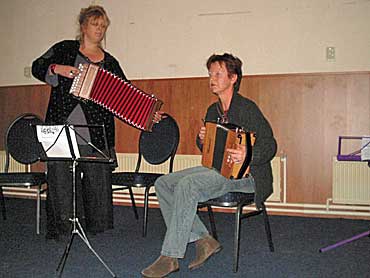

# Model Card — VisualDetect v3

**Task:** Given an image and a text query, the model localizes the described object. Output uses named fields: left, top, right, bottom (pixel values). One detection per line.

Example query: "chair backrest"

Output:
left=4, top=113, right=44, bottom=171
left=136, top=113, right=180, bottom=172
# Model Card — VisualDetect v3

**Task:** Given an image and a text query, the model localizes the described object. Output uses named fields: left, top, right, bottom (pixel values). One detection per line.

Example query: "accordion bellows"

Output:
left=69, top=63, right=163, bottom=131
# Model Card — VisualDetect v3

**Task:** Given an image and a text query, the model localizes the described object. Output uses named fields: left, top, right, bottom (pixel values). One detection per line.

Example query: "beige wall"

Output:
left=0, top=0, right=369, bottom=86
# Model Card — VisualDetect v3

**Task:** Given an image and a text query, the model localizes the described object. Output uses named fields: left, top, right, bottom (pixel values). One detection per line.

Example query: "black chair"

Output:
left=112, top=114, right=180, bottom=236
left=0, top=113, right=47, bottom=234
left=199, top=192, right=274, bottom=272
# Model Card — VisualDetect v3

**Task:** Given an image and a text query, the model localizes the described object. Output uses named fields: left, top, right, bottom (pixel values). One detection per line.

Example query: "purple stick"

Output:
left=319, top=230, right=370, bottom=253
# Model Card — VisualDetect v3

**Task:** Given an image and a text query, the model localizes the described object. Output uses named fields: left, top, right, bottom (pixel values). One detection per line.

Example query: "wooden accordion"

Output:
left=201, top=122, right=256, bottom=179
left=69, top=63, right=163, bottom=131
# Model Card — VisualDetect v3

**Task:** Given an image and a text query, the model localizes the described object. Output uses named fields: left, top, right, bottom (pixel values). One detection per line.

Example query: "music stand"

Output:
left=319, top=136, right=370, bottom=253
left=35, top=124, right=116, bottom=277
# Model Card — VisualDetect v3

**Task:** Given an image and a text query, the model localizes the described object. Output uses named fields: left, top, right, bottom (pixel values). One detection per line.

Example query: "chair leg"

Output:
left=36, top=187, right=41, bottom=234
left=233, top=204, right=243, bottom=273
left=128, top=187, right=139, bottom=220
left=261, top=202, right=274, bottom=252
left=206, top=205, right=218, bottom=240
left=143, top=186, right=151, bottom=237
left=0, top=186, right=6, bottom=220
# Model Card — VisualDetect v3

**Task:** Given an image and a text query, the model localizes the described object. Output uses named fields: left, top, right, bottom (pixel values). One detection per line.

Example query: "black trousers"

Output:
left=46, top=160, right=113, bottom=238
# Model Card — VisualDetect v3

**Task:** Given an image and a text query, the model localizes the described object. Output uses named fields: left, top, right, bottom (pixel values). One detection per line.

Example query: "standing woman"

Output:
left=32, top=5, right=127, bottom=240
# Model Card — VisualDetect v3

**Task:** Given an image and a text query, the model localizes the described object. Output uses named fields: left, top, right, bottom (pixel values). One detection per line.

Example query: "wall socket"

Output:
left=24, top=66, right=31, bottom=78
left=326, top=47, right=336, bottom=61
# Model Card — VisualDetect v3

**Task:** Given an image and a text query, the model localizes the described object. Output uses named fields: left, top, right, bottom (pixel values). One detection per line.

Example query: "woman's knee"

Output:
left=175, top=176, right=201, bottom=198
left=155, top=175, right=166, bottom=188
left=154, top=175, right=173, bottom=196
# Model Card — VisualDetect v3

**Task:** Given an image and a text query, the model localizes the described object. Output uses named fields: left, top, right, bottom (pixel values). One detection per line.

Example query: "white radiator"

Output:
left=0, top=150, right=37, bottom=198
left=113, top=154, right=281, bottom=203
left=0, top=151, right=281, bottom=203
left=332, top=158, right=370, bottom=205
left=114, top=153, right=202, bottom=173
left=269, top=156, right=281, bottom=202
left=0, top=150, right=27, bottom=172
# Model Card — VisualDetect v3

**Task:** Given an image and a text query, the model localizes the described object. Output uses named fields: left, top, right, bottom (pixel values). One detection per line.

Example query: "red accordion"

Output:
left=69, top=63, right=163, bottom=131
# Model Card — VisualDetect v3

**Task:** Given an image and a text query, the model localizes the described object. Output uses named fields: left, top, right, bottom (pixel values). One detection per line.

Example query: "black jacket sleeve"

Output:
left=32, top=41, right=70, bottom=83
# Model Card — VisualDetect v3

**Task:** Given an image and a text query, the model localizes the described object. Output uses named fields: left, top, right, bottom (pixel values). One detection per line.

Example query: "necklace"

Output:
left=80, top=51, right=105, bottom=67
left=216, top=102, right=229, bottom=124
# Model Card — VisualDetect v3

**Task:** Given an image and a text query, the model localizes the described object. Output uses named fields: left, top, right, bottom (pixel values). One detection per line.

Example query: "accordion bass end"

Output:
left=201, top=122, right=255, bottom=179
left=69, top=63, right=163, bottom=132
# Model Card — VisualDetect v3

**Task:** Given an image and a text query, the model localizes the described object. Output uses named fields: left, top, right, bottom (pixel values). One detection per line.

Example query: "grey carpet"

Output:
left=1, top=198, right=370, bottom=278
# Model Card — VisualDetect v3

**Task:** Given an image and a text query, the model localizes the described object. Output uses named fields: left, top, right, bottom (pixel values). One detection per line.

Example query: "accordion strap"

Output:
left=236, top=131, right=253, bottom=179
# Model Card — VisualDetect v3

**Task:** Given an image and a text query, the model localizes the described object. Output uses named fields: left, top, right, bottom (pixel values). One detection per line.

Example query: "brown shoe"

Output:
left=141, top=255, right=179, bottom=278
left=188, top=234, right=222, bottom=270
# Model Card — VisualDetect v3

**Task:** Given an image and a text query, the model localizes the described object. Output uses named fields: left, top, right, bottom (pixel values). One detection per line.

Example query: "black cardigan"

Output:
left=32, top=40, right=127, bottom=150
left=197, top=93, right=277, bottom=207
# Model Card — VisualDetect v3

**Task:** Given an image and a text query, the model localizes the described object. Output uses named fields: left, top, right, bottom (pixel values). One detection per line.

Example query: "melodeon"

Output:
left=201, top=122, right=256, bottom=179
left=69, top=63, right=163, bottom=131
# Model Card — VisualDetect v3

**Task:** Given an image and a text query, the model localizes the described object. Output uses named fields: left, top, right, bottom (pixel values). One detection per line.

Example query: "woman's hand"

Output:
left=226, top=144, right=246, bottom=164
left=50, top=64, right=79, bottom=79
left=198, top=126, right=206, bottom=143
left=153, top=111, right=166, bottom=124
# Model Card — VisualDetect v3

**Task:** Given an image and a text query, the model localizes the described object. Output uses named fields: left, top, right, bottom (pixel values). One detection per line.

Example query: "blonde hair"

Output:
left=77, top=5, right=110, bottom=46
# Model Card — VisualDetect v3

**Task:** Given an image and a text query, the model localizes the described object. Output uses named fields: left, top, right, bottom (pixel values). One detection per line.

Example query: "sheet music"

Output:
left=361, top=136, right=370, bottom=161
left=36, top=125, right=80, bottom=158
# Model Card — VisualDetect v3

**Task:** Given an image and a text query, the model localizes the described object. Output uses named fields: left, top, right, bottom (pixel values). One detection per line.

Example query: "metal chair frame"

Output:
left=199, top=192, right=274, bottom=272
left=0, top=113, right=47, bottom=234
left=112, top=114, right=180, bottom=236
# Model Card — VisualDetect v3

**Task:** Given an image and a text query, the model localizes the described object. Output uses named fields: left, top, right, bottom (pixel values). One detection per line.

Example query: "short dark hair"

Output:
left=206, top=53, right=243, bottom=93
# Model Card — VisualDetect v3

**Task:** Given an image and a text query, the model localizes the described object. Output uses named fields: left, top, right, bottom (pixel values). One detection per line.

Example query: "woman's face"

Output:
left=82, top=16, right=108, bottom=44
left=208, top=62, right=236, bottom=97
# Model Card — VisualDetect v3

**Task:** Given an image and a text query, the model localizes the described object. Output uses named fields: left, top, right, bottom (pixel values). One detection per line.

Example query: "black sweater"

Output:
left=197, top=93, right=277, bottom=207
left=32, top=40, right=127, bottom=150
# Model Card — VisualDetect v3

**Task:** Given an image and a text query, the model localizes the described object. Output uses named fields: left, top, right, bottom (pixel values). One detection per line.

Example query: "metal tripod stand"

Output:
left=56, top=159, right=116, bottom=277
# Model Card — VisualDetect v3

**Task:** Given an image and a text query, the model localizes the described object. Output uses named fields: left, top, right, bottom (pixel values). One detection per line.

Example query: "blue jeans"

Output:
left=155, top=166, right=255, bottom=258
